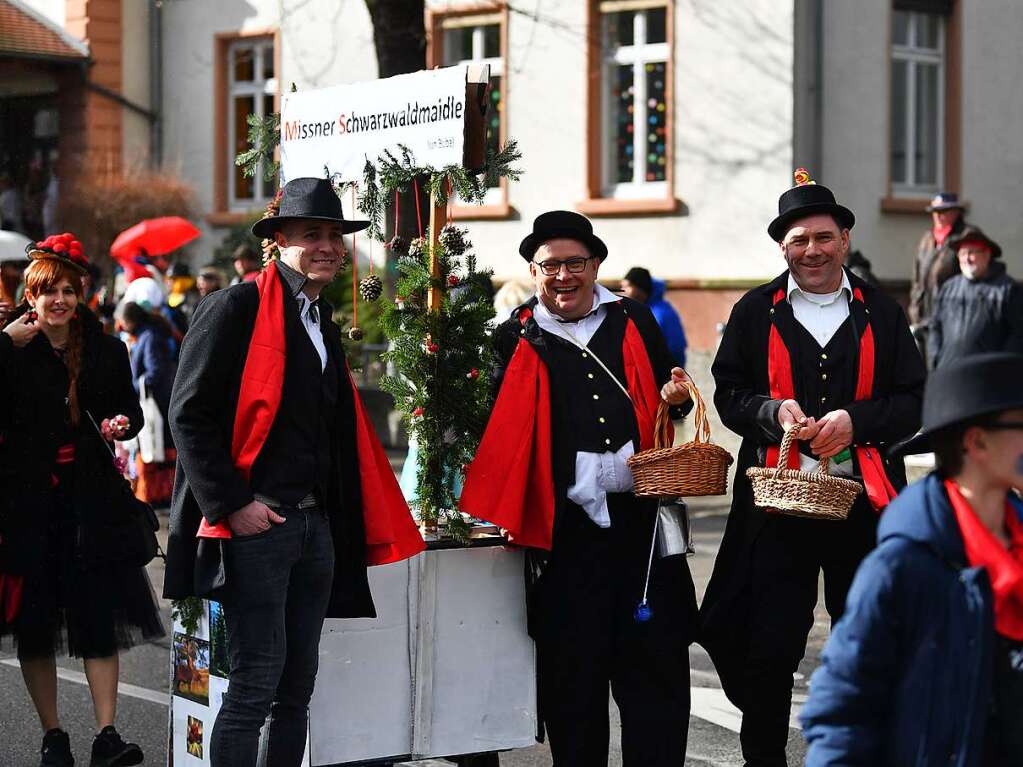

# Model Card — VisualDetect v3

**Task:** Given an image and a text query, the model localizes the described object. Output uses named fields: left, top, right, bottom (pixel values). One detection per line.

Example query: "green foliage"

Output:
left=378, top=224, right=495, bottom=537
left=236, top=111, right=281, bottom=184
left=232, top=92, right=524, bottom=541
left=171, top=597, right=204, bottom=636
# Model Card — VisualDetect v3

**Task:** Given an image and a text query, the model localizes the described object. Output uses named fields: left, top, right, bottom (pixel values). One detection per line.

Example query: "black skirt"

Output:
left=0, top=462, right=165, bottom=660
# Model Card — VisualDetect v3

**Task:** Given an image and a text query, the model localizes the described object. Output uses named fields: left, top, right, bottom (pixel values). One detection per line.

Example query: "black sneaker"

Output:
left=89, top=727, right=143, bottom=767
left=40, top=728, right=73, bottom=767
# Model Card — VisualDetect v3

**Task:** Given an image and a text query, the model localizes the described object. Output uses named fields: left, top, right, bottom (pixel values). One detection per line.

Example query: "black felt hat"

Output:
left=768, top=169, right=855, bottom=242
left=518, top=210, right=608, bottom=262
left=892, top=353, right=1023, bottom=456
left=252, top=177, right=369, bottom=239
left=948, top=224, right=1002, bottom=260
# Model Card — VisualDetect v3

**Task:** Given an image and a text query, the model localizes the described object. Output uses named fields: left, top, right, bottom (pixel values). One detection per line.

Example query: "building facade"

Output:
left=10, top=0, right=1022, bottom=351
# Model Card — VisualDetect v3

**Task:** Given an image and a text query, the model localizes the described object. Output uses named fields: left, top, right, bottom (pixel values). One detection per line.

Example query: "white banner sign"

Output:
left=280, top=65, right=468, bottom=184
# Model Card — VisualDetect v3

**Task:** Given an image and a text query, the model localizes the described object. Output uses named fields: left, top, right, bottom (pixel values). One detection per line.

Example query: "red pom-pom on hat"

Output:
left=52, top=243, right=67, bottom=253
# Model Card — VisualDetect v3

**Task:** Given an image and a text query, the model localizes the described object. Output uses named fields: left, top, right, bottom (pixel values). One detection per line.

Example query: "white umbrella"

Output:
left=0, top=230, right=32, bottom=263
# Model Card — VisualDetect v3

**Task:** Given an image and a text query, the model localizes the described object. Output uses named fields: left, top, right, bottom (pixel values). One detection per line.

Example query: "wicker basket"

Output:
left=628, top=379, right=733, bottom=497
left=746, top=424, right=862, bottom=520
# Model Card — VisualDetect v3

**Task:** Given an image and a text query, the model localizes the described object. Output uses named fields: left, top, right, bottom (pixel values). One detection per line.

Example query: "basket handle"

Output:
left=772, top=423, right=801, bottom=478
left=653, top=376, right=710, bottom=449
left=774, top=422, right=832, bottom=477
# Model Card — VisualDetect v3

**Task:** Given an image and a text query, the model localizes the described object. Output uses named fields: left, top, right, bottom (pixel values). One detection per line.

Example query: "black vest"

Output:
left=542, top=308, right=639, bottom=455
left=250, top=314, right=339, bottom=506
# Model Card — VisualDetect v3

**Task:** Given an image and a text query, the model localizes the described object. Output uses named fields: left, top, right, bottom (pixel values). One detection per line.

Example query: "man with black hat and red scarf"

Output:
left=164, top=177, right=424, bottom=767
left=461, top=210, right=698, bottom=766
left=700, top=170, right=926, bottom=766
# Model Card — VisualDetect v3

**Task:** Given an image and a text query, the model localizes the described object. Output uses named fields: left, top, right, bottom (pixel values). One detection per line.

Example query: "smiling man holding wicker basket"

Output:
left=700, top=170, right=926, bottom=767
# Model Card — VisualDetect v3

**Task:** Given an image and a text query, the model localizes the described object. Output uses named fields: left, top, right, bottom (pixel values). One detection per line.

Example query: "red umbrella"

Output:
left=110, top=216, right=200, bottom=260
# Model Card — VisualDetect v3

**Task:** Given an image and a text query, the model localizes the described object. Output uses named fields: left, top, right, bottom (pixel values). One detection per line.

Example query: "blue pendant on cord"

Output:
left=633, top=600, right=653, bottom=623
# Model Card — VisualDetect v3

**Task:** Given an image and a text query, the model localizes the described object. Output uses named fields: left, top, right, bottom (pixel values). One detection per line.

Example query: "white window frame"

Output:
left=228, top=38, right=277, bottom=211
left=891, top=10, right=945, bottom=197
left=442, top=16, right=504, bottom=206
left=601, top=5, right=669, bottom=200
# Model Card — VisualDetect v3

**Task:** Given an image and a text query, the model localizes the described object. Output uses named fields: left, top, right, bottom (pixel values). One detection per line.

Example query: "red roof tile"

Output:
left=0, top=0, right=89, bottom=61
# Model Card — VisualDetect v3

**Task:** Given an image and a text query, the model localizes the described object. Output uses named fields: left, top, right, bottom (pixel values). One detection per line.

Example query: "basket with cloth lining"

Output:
left=746, top=423, right=862, bottom=520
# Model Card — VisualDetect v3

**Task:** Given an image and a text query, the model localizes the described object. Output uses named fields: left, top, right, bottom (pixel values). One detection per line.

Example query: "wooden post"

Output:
left=427, top=184, right=445, bottom=313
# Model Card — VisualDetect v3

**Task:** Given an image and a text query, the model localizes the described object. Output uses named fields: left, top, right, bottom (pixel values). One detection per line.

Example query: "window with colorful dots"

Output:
left=602, top=3, right=669, bottom=198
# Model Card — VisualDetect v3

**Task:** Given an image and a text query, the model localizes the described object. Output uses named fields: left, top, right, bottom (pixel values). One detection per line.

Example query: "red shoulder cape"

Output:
left=197, top=261, right=424, bottom=566
left=766, top=286, right=897, bottom=512
left=460, top=306, right=666, bottom=550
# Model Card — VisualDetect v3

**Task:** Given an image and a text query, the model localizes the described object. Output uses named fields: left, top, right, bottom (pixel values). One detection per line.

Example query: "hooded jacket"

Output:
left=646, top=278, right=687, bottom=368
left=928, top=261, right=1023, bottom=369
left=801, top=474, right=1007, bottom=767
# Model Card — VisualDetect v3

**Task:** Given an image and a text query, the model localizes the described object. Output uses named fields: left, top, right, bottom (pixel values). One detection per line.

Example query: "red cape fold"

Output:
left=0, top=573, right=23, bottom=623
left=765, top=286, right=897, bottom=512
left=460, top=306, right=667, bottom=550
left=197, top=261, right=424, bottom=564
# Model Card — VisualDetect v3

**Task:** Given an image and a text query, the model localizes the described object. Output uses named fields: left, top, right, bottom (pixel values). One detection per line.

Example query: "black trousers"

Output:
left=210, top=506, right=335, bottom=767
left=532, top=498, right=695, bottom=767
left=738, top=502, right=877, bottom=767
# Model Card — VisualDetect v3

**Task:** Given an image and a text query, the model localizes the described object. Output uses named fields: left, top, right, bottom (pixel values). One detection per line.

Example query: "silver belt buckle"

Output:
left=656, top=499, right=694, bottom=558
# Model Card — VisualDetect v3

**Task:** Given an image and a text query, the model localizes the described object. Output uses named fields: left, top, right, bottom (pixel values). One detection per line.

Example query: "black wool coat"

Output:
left=162, top=275, right=376, bottom=619
left=491, top=296, right=691, bottom=529
left=928, top=261, right=1023, bottom=369
left=698, top=269, right=925, bottom=700
left=0, top=306, right=144, bottom=574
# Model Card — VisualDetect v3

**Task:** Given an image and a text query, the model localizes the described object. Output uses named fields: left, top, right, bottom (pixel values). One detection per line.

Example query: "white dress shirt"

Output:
left=787, top=270, right=852, bottom=347
left=295, top=293, right=327, bottom=372
left=533, top=285, right=635, bottom=527
left=787, top=270, right=854, bottom=476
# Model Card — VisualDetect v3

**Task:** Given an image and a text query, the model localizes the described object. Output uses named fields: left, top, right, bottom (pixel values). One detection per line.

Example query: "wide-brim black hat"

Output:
left=948, top=224, right=1002, bottom=260
left=892, top=353, right=1023, bottom=456
left=518, top=210, right=608, bottom=262
left=768, top=169, right=855, bottom=242
left=252, top=177, right=369, bottom=239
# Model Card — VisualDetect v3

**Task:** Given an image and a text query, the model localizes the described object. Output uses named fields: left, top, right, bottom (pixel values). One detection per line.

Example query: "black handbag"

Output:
left=83, top=410, right=161, bottom=569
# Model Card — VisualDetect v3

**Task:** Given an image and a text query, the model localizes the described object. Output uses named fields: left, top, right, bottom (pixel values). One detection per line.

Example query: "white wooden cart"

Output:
left=168, top=541, right=537, bottom=766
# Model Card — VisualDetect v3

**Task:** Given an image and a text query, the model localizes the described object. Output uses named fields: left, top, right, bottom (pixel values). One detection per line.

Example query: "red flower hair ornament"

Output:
left=26, top=232, right=90, bottom=274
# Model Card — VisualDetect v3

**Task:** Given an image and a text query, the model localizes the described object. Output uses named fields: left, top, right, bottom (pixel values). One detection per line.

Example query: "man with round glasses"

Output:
left=462, top=210, right=697, bottom=765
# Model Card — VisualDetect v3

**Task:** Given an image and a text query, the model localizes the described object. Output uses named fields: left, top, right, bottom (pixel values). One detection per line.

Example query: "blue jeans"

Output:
left=210, top=506, right=335, bottom=767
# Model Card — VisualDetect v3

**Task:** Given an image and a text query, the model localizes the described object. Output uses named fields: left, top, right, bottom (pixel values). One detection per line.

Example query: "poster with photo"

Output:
left=173, top=632, right=211, bottom=707
left=186, top=715, right=204, bottom=759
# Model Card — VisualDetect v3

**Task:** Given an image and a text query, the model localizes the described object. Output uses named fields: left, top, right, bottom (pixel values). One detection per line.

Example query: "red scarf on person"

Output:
left=945, top=479, right=1023, bottom=641
left=459, top=304, right=666, bottom=550
left=196, top=261, right=424, bottom=566
left=766, top=286, right=898, bottom=512
left=933, top=223, right=954, bottom=247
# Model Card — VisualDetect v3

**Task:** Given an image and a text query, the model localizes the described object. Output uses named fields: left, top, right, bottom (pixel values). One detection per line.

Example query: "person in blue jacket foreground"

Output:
left=621, top=266, right=687, bottom=367
left=801, top=352, right=1023, bottom=766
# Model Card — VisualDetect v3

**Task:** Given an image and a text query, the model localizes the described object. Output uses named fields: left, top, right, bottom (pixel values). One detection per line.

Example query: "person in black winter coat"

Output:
left=928, top=226, right=1023, bottom=369
left=802, top=353, right=1023, bottom=766
left=0, top=238, right=163, bottom=767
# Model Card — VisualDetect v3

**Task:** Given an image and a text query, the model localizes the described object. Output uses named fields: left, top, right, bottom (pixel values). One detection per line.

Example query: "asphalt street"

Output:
left=0, top=490, right=833, bottom=767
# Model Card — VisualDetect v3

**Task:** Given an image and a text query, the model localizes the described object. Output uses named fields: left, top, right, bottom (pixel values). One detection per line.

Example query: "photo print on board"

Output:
left=173, top=631, right=211, bottom=706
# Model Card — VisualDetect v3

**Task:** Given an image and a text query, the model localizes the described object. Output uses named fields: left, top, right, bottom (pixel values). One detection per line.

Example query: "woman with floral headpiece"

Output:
left=0, top=233, right=164, bottom=767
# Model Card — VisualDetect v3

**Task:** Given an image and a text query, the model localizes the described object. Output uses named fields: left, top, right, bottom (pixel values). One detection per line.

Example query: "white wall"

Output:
left=820, top=0, right=1023, bottom=281
left=427, top=0, right=794, bottom=283
left=121, top=0, right=151, bottom=171
left=161, top=0, right=793, bottom=277
left=959, top=0, right=1023, bottom=278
